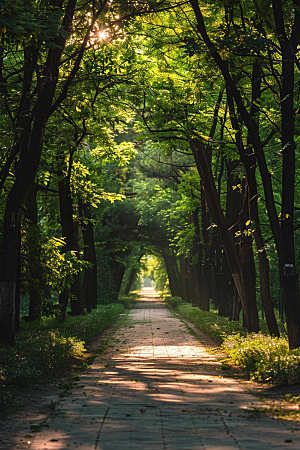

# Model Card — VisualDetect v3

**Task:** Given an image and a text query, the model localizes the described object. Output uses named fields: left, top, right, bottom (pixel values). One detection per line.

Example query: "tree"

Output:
left=188, top=0, right=299, bottom=347
left=0, top=0, right=170, bottom=344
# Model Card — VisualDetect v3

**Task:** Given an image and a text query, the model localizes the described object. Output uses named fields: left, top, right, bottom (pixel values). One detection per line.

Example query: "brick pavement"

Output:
left=15, top=289, right=300, bottom=449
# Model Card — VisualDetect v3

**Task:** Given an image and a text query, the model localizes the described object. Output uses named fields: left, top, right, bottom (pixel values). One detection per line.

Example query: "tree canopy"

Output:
left=1, top=0, right=300, bottom=349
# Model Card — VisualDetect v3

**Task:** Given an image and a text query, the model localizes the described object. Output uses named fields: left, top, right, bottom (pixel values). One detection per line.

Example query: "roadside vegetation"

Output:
left=2, top=0, right=300, bottom=406
left=163, top=295, right=300, bottom=386
left=0, top=300, right=132, bottom=414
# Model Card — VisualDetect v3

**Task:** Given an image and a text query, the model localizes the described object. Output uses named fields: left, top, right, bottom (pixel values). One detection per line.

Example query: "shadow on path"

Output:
left=13, top=289, right=300, bottom=449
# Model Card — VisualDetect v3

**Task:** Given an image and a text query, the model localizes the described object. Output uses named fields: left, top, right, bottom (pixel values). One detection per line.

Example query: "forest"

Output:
left=1, top=0, right=300, bottom=399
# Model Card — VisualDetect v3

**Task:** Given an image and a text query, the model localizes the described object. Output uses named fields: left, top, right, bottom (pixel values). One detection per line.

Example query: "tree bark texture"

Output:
left=179, top=255, right=188, bottom=302
left=23, top=182, right=43, bottom=321
left=162, top=249, right=181, bottom=297
left=70, top=220, right=85, bottom=316
left=189, top=0, right=298, bottom=345
left=124, top=254, right=143, bottom=296
left=124, top=267, right=137, bottom=296
left=237, top=182, right=259, bottom=330
left=272, top=0, right=300, bottom=347
left=218, top=160, right=242, bottom=319
left=58, top=176, right=84, bottom=318
left=58, top=176, right=73, bottom=319
left=190, top=139, right=259, bottom=332
left=79, top=201, right=97, bottom=312
left=0, top=1, right=78, bottom=342
left=226, top=69, right=280, bottom=337
left=191, top=208, right=203, bottom=307
left=200, top=187, right=211, bottom=310
left=115, top=264, right=127, bottom=297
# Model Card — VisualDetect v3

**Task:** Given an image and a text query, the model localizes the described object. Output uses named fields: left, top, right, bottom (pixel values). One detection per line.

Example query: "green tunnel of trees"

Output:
left=1, top=0, right=300, bottom=349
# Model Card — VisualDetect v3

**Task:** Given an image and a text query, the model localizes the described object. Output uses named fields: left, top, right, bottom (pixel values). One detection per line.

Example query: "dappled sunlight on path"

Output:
left=18, top=289, right=300, bottom=449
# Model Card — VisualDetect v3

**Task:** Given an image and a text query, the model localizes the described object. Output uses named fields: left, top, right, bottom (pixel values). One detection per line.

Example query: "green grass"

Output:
left=164, top=296, right=300, bottom=386
left=164, top=296, right=286, bottom=342
left=0, top=304, right=124, bottom=413
left=164, top=297, right=248, bottom=342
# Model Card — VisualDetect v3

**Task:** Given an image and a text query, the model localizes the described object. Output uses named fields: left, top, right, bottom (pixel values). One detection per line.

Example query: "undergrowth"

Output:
left=164, top=296, right=300, bottom=385
left=0, top=304, right=124, bottom=413
left=223, top=334, right=300, bottom=384
left=117, top=293, right=138, bottom=309
left=165, top=297, right=247, bottom=342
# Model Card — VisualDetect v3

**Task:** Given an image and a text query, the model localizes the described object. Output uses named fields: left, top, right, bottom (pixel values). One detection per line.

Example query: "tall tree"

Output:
left=0, top=0, right=169, bottom=343
left=188, top=0, right=299, bottom=347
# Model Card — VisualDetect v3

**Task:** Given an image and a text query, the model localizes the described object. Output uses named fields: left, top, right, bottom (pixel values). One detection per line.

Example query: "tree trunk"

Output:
left=23, top=182, right=44, bottom=321
left=70, top=220, right=85, bottom=316
left=218, top=160, right=242, bottom=318
left=0, top=206, right=21, bottom=344
left=237, top=182, right=258, bottom=330
left=179, top=255, right=188, bottom=301
left=219, top=250, right=234, bottom=318
left=124, top=254, right=143, bottom=295
left=189, top=0, right=298, bottom=345
left=162, top=250, right=181, bottom=297
left=200, top=187, right=211, bottom=310
left=124, top=267, right=137, bottom=296
left=190, top=139, right=259, bottom=332
left=171, top=251, right=182, bottom=298
left=15, top=262, right=21, bottom=333
left=210, top=229, right=222, bottom=308
left=200, top=262, right=210, bottom=311
left=79, top=201, right=97, bottom=312
left=185, top=256, right=191, bottom=302
left=58, top=176, right=85, bottom=318
left=0, top=1, right=82, bottom=343
left=229, top=291, right=241, bottom=322
left=115, top=264, right=126, bottom=297
left=191, top=207, right=203, bottom=307
left=58, top=176, right=73, bottom=319
left=226, top=69, right=280, bottom=337
left=273, top=0, right=300, bottom=347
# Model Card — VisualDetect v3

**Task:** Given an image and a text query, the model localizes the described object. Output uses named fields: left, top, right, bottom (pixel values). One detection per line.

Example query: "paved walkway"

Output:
left=19, top=289, right=300, bottom=448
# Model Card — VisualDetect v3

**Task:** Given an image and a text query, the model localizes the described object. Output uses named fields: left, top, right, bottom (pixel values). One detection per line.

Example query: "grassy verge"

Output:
left=0, top=304, right=124, bottom=414
left=164, top=296, right=300, bottom=386
left=117, top=293, right=138, bottom=309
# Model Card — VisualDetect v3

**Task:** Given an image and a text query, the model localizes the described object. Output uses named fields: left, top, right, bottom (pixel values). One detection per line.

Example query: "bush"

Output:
left=167, top=300, right=247, bottom=342
left=117, top=295, right=137, bottom=309
left=223, top=334, right=300, bottom=384
left=0, top=332, right=84, bottom=387
left=164, top=295, right=183, bottom=308
left=158, top=290, right=170, bottom=299
left=165, top=298, right=297, bottom=385
left=0, top=304, right=124, bottom=412
left=128, top=291, right=139, bottom=300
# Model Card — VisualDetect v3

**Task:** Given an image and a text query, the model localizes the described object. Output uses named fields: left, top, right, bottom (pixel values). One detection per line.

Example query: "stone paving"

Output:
left=14, top=289, right=300, bottom=449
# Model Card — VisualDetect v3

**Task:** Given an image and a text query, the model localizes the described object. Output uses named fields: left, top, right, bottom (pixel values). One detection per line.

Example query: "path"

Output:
left=9, top=289, right=300, bottom=449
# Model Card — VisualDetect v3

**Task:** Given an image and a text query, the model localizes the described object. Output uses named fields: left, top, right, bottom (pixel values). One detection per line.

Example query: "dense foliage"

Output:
left=223, top=334, right=300, bottom=385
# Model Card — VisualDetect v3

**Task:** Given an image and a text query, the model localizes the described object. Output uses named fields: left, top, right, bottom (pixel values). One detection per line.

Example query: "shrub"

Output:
left=128, top=291, right=139, bottom=300
left=117, top=295, right=137, bottom=309
left=164, top=295, right=183, bottom=308
left=223, top=334, right=300, bottom=384
left=0, top=304, right=124, bottom=412
left=165, top=299, right=296, bottom=385
left=0, top=332, right=84, bottom=387
left=158, top=290, right=170, bottom=299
